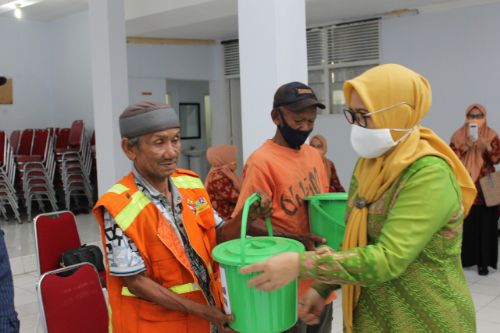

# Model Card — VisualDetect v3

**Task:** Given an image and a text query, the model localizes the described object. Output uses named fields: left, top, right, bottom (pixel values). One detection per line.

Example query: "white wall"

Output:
left=166, top=79, right=210, bottom=177
left=311, top=113, right=356, bottom=189
left=1, top=13, right=227, bottom=146
left=0, top=12, right=93, bottom=133
left=128, top=77, right=166, bottom=103
left=382, top=2, right=500, bottom=141
left=0, top=17, right=54, bottom=133
left=313, top=2, right=500, bottom=188
left=127, top=43, right=228, bottom=147
left=127, top=43, right=214, bottom=80
left=209, top=44, right=227, bottom=146
left=48, top=11, right=93, bottom=130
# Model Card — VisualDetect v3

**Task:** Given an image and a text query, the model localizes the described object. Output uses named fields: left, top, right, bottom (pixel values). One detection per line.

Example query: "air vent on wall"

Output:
left=306, top=28, right=325, bottom=67
left=328, top=19, right=380, bottom=64
left=221, top=18, right=380, bottom=78
left=222, top=40, right=240, bottom=76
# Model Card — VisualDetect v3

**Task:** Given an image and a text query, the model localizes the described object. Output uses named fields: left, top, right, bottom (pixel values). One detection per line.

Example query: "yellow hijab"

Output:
left=341, top=64, right=477, bottom=333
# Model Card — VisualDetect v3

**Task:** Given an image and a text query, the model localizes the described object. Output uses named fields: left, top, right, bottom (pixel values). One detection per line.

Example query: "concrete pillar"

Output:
left=89, top=0, right=130, bottom=195
left=238, top=0, right=308, bottom=160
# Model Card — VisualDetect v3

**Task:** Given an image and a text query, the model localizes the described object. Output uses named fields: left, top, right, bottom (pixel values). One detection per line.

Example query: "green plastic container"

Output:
left=212, top=193, right=305, bottom=333
left=304, top=192, right=348, bottom=250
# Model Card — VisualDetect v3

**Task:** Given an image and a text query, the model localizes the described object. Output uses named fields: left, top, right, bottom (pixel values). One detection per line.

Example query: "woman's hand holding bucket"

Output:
left=240, top=252, right=300, bottom=291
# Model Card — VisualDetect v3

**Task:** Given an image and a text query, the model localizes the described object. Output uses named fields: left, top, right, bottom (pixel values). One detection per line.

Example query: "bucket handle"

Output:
left=240, top=192, right=273, bottom=265
left=309, top=199, right=344, bottom=227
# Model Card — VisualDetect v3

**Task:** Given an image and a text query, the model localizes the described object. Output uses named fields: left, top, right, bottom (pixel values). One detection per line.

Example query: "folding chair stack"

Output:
left=0, top=131, right=21, bottom=223
left=13, top=128, right=34, bottom=196
left=9, top=130, right=20, bottom=154
left=16, top=129, right=58, bottom=221
left=55, top=121, right=93, bottom=211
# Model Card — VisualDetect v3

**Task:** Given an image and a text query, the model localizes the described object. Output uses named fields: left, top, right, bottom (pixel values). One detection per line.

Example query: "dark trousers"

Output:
left=461, top=204, right=499, bottom=269
left=0, top=229, right=20, bottom=333
left=283, top=302, right=333, bottom=333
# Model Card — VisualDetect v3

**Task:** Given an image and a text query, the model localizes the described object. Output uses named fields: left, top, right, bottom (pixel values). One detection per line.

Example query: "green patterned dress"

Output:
left=300, top=156, right=476, bottom=332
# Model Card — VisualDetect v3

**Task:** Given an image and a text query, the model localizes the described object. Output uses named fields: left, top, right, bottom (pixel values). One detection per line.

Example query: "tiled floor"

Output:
left=3, top=214, right=500, bottom=332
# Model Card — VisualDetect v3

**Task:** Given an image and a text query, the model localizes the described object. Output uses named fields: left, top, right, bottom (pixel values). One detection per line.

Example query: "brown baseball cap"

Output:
left=273, top=81, right=325, bottom=112
left=119, top=101, right=180, bottom=138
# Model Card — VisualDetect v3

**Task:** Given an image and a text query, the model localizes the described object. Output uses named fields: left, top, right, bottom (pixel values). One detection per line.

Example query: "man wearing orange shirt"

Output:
left=233, top=82, right=332, bottom=333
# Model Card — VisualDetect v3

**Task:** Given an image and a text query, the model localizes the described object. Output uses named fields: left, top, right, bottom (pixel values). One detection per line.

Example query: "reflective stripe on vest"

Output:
left=108, top=183, right=129, bottom=195
left=114, top=191, right=151, bottom=231
left=171, top=175, right=204, bottom=189
left=107, top=303, right=113, bottom=333
left=121, top=283, right=200, bottom=297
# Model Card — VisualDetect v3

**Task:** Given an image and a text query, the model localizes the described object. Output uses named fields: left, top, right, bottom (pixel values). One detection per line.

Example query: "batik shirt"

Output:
left=205, top=169, right=240, bottom=219
left=300, top=156, right=476, bottom=333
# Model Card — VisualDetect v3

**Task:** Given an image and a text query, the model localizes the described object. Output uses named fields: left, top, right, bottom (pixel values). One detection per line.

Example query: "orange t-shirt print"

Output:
left=234, top=140, right=334, bottom=303
left=234, top=140, right=329, bottom=236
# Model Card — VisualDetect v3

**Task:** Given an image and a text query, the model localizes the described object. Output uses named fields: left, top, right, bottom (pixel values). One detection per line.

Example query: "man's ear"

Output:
left=271, top=108, right=280, bottom=126
left=121, top=138, right=136, bottom=161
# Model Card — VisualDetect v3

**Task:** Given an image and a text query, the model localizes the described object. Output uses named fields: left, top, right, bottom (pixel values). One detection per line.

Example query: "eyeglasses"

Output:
left=466, top=113, right=484, bottom=119
left=343, top=102, right=414, bottom=128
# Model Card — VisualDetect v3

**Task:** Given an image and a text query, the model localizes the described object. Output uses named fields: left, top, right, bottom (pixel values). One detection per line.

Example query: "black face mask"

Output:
left=277, top=110, right=313, bottom=149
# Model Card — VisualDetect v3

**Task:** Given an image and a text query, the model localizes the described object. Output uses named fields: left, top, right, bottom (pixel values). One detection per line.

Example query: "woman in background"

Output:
left=205, top=145, right=241, bottom=219
left=309, top=134, right=345, bottom=192
left=450, top=104, right=500, bottom=275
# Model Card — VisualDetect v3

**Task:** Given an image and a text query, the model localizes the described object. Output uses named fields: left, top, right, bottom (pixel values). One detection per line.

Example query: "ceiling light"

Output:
left=0, top=0, right=43, bottom=17
left=13, top=3, right=21, bottom=19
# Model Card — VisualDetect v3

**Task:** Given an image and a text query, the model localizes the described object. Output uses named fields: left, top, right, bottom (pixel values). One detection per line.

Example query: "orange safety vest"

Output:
left=93, top=169, right=223, bottom=333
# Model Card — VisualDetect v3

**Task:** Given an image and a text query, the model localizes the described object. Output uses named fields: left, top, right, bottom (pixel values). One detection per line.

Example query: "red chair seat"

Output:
left=37, top=263, right=108, bottom=333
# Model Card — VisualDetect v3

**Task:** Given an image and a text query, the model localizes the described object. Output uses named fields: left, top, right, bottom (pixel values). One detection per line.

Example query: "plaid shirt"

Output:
left=103, top=167, right=223, bottom=307
left=0, top=229, right=20, bottom=333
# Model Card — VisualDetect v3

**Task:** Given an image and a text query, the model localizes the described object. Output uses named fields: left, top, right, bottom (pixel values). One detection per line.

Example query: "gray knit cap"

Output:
left=119, top=101, right=180, bottom=138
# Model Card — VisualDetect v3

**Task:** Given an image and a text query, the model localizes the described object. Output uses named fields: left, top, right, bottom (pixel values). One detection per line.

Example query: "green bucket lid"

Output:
left=213, top=236, right=304, bottom=266
left=304, top=192, right=348, bottom=201
left=212, top=192, right=304, bottom=267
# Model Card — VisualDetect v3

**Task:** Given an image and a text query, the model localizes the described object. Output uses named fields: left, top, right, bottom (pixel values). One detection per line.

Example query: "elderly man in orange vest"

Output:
left=93, top=101, right=271, bottom=333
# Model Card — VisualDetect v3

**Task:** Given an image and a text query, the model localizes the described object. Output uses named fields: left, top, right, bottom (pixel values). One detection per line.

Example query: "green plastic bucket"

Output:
left=304, top=192, right=348, bottom=250
left=212, top=193, right=305, bottom=333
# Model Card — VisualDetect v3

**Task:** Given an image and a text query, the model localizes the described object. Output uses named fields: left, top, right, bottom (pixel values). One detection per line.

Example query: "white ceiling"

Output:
left=1, top=0, right=498, bottom=40
left=0, top=0, right=88, bottom=21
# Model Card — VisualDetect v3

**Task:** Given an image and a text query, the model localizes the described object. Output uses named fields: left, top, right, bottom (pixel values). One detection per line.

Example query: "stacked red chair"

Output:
left=55, top=121, right=93, bottom=211
left=9, top=130, right=20, bottom=155
left=15, top=129, right=59, bottom=221
left=0, top=131, right=21, bottom=223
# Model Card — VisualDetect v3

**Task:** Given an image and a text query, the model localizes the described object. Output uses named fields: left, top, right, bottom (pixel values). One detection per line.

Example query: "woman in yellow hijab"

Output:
left=241, top=64, right=477, bottom=333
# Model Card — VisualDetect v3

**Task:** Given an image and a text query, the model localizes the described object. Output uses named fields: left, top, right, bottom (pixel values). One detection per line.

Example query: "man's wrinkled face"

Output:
left=122, top=128, right=181, bottom=183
